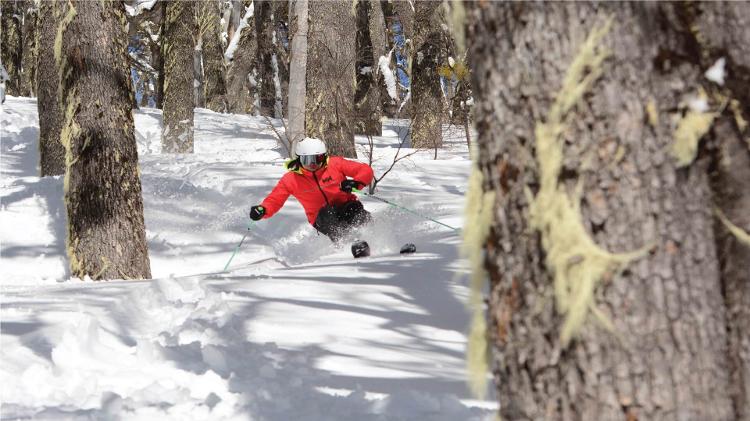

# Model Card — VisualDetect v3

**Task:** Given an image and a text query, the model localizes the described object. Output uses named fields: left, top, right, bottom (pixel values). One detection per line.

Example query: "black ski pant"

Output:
left=313, top=200, right=371, bottom=242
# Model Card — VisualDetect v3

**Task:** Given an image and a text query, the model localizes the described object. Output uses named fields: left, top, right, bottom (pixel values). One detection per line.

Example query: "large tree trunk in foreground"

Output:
left=305, top=0, right=356, bottom=158
left=37, top=1, right=64, bottom=176
left=468, top=2, right=750, bottom=419
left=698, top=4, right=750, bottom=418
left=410, top=1, right=442, bottom=150
left=161, top=0, right=195, bottom=153
left=57, top=0, right=151, bottom=280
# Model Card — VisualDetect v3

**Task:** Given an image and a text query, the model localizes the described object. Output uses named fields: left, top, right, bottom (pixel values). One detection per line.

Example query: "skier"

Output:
left=249, top=137, right=374, bottom=254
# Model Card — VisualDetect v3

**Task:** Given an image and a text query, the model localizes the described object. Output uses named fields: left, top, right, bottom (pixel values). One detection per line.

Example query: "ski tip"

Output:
left=352, top=241, right=371, bottom=258
left=399, top=243, right=416, bottom=254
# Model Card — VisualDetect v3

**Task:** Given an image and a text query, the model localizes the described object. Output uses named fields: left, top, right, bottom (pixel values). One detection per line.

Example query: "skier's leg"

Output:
left=313, top=205, right=345, bottom=242
left=338, top=200, right=371, bottom=229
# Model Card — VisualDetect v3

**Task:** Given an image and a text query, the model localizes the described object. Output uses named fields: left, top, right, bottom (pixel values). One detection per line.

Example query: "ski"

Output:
left=351, top=242, right=416, bottom=258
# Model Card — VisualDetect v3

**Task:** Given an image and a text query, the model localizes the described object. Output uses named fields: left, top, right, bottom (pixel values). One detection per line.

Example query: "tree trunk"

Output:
left=410, top=1, right=442, bottom=150
left=286, top=0, right=307, bottom=151
left=255, top=0, right=275, bottom=116
left=37, top=0, right=64, bottom=177
left=153, top=1, right=164, bottom=109
left=468, top=3, right=745, bottom=419
left=272, top=0, right=289, bottom=119
left=19, top=0, right=36, bottom=96
left=697, top=4, right=750, bottom=418
left=194, top=36, right=204, bottom=108
left=305, top=0, right=356, bottom=158
left=379, top=0, right=398, bottom=118
left=225, top=9, right=256, bottom=115
left=1, top=0, right=23, bottom=96
left=353, top=0, right=385, bottom=136
left=199, top=0, right=228, bottom=112
left=57, top=0, right=151, bottom=280
left=161, top=0, right=195, bottom=153
left=226, top=0, right=243, bottom=43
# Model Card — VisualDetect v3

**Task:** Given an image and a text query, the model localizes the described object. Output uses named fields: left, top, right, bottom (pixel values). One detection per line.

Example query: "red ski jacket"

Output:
left=260, top=156, right=375, bottom=224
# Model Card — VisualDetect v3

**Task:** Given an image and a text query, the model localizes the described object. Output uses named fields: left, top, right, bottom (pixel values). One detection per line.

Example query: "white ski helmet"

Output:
left=296, top=137, right=327, bottom=171
left=296, top=137, right=327, bottom=156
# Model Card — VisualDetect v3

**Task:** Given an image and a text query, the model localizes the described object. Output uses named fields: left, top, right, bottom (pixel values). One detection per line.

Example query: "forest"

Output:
left=1, top=1, right=749, bottom=420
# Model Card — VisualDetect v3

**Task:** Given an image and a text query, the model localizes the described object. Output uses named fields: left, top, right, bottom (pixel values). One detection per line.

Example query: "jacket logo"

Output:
left=322, top=176, right=333, bottom=183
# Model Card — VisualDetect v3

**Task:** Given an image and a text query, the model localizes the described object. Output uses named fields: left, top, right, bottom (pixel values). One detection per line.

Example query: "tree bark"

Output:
left=272, top=0, right=289, bottom=119
left=198, top=0, right=227, bottom=112
left=226, top=0, right=243, bottom=44
left=255, top=0, right=275, bottom=116
left=37, top=0, right=64, bottom=177
left=19, top=0, right=36, bottom=96
left=1, top=0, right=23, bottom=96
left=410, top=1, right=442, bottom=150
left=225, top=9, right=256, bottom=115
left=161, top=0, right=195, bottom=153
left=468, top=3, right=741, bottom=419
left=697, top=4, right=750, bottom=418
left=57, top=0, right=151, bottom=280
left=305, top=0, right=356, bottom=158
left=353, top=0, right=386, bottom=136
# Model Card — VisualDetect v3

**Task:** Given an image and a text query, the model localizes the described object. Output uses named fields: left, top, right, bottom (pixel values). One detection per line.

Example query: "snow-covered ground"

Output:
left=0, top=96, right=495, bottom=420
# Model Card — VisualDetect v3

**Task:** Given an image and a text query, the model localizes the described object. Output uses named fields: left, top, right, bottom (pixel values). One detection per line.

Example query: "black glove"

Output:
left=249, top=205, right=265, bottom=221
left=340, top=179, right=363, bottom=193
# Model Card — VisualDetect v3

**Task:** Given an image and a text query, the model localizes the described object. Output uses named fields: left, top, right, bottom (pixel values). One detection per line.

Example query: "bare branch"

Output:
left=263, top=115, right=292, bottom=158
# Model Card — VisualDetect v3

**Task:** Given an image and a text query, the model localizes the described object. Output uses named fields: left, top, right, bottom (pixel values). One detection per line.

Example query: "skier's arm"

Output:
left=338, top=157, right=374, bottom=187
left=259, top=178, right=291, bottom=219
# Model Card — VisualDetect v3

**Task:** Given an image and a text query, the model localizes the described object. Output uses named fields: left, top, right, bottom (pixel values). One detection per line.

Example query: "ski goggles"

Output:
left=299, top=153, right=327, bottom=168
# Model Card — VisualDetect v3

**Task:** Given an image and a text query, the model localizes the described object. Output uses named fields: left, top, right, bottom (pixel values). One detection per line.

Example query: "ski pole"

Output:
left=223, top=220, right=256, bottom=272
left=354, top=189, right=461, bottom=233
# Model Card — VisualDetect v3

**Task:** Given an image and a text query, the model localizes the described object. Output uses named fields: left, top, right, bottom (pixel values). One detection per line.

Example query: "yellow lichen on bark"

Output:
left=527, top=16, right=648, bottom=346
left=716, top=207, right=750, bottom=247
left=646, top=99, right=659, bottom=127
left=672, top=110, right=715, bottom=167
left=461, top=145, right=496, bottom=399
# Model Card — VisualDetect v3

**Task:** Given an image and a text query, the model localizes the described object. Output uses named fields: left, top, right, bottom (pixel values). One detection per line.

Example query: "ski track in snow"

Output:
left=0, top=97, right=495, bottom=420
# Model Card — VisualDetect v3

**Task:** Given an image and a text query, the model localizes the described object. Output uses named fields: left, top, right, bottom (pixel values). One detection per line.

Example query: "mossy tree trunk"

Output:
left=410, top=1, right=442, bottom=150
left=56, top=0, right=151, bottom=280
left=198, top=0, right=227, bottom=113
left=37, top=0, right=64, bottom=177
left=353, top=0, right=386, bottom=136
left=161, top=0, right=195, bottom=153
left=468, top=2, right=749, bottom=419
left=19, top=0, right=36, bottom=96
left=255, top=0, right=274, bottom=117
left=1, top=0, right=23, bottom=96
left=305, top=0, right=356, bottom=157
